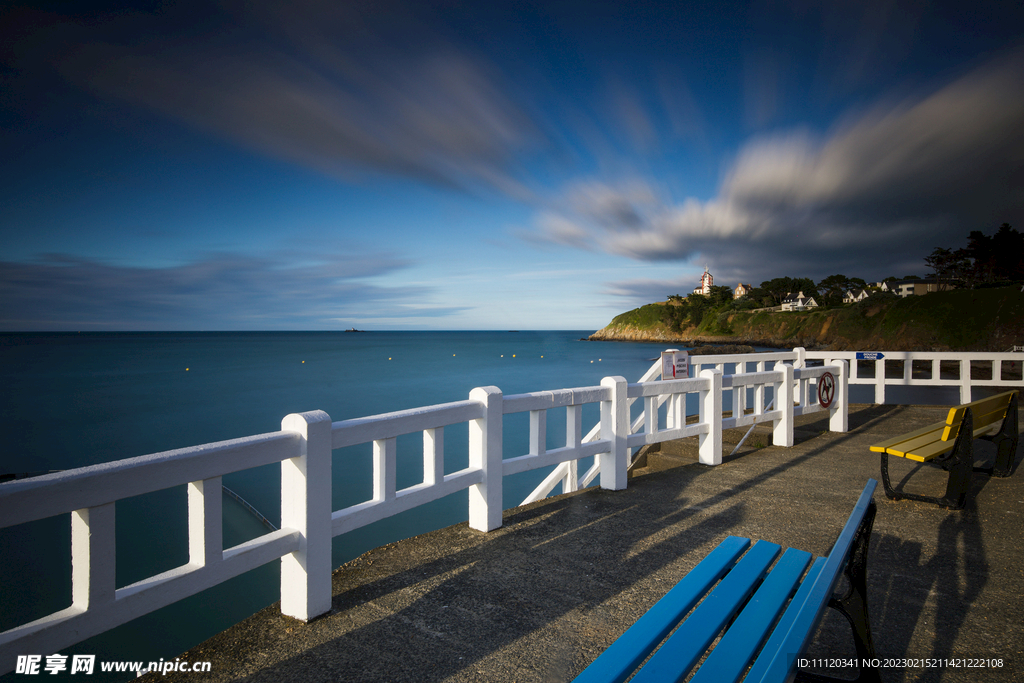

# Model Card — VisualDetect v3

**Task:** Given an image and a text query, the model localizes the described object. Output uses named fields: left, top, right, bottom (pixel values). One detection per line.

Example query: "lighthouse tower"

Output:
left=692, top=265, right=713, bottom=295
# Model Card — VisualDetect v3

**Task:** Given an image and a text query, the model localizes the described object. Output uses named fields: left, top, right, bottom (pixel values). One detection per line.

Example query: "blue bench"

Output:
left=573, top=480, right=880, bottom=683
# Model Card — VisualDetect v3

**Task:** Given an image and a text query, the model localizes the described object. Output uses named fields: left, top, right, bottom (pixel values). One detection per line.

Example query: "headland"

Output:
left=588, top=286, right=1024, bottom=352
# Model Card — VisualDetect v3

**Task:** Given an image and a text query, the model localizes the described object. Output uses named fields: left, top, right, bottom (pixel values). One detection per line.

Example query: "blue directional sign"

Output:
left=856, top=352, right=885, bottom=360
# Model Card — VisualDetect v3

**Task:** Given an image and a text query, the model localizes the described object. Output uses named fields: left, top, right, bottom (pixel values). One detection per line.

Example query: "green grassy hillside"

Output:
left=591, top=287, right=1024, bottom=351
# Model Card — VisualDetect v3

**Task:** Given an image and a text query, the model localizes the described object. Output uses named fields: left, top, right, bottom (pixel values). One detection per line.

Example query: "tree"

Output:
left=925, top=247, right=971, bottom=289
left=817, top=274, right=853, bottom=306
left=686, top=293, right=711, bottom=326
left=924, top=248, right=953, bottom=289
left=759, top=277, right=796, bottom=306
left=929, top=223, right=1023, bottom=288
left=708, top=285, right=734, bottom=308
left=991, top=223, right=1024, bottom=281
left=744, top=286, right=771, bottom=307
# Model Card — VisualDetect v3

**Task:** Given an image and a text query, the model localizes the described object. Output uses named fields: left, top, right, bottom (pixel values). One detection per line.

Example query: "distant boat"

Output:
left=344, top=328, right=364, bottom=332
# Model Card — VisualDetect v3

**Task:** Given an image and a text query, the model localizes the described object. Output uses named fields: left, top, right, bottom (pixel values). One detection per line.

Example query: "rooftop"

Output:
left=152, top=404, right=1023, bottom=682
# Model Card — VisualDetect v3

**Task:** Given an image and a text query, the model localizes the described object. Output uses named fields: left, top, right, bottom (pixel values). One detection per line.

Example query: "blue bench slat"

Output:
left=572, top=536, right=750, bottom=683
left=745, top=480, right=877, bottom=683
left=741, top=558, right=826, bottom=683
left=628, top=540, right=783, bottom=683
left=688, top=548, right=813, bottom=683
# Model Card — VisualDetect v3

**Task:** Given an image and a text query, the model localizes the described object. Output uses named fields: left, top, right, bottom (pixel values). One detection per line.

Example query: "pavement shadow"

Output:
left=236, top=476, right=752, bottom=682
left=871, top=506, right=989, bottom=683
left=158, top=402, right=1016, bottom=683
left=215, top=414, right=895, bottom=683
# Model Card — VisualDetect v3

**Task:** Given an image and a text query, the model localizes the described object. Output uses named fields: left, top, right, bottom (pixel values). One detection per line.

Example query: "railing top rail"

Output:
left=690, top=351, right=798, bottom=365
left=805, top=350, right=1019, bottom=360
left=722, top=369, right=785, bottom=388
left=0, top=431, right=300, bottom=529
left=794, top=364, right=842, bottom=379
left=628, top=375, right=710, bottom=398
left=502, top=385, right=609, bottom=414
left=331, top=399, right=483, bottom=449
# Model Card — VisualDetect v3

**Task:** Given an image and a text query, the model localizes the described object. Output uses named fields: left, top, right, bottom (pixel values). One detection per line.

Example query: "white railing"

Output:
left=4, top=346, right=1017, bottom=672
left=0, top=353, right=848, bottom=673
left=520, top=349, right=807, bottom=504
left=804, top=350, right=1022, bottom=404
left=32, top=343, right=1024, bottom=674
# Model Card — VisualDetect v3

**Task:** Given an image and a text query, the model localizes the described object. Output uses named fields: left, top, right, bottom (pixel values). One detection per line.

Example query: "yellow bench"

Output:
left=869, top=390, right=1019, bottom=509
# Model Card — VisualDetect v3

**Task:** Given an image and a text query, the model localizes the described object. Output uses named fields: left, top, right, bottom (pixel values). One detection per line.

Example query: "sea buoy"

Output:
left=186, top=368, right=189, bottom=371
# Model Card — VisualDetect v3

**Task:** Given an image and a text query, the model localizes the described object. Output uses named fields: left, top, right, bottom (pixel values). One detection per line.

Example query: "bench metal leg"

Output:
left=979, top=392, right=1018, bottom=478
left=879, top=411, right=973, bottom=510
left=795, top=500, right=880, bottom=683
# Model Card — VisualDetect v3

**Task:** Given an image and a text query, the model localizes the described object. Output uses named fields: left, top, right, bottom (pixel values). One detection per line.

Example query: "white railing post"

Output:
left=188, top=477, right=223, bottom=567
left=599, top=376, right=628, bottom=490
left=280, top=410, right=332, bottom=622
left=827, top=360, right=848, bottom=432
left=960, top=358, right=972, bottom=404
left=793, top=346, right=806, bottom=368
left=874, top=358, right=886, bottom=404
left=72, top=503, right=115, bottom=610
left=423, top=428, right=444, bottom=486
left=469, top=386, right=503, bottom=531
left=699, top=369, right=723, bottom=465
left=373, top=438, right=397, bottom=503
left=563, top=405, right=582, bottom=493
left=773, top=362, right=794, bottom=447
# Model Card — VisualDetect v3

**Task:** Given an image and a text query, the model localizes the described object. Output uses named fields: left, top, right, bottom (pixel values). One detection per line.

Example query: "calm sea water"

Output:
left=0, top=331, right=683, bottom=679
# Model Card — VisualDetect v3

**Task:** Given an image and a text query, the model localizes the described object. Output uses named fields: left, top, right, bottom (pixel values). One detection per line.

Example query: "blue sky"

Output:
left=2, top=0, right=1023, bottom=331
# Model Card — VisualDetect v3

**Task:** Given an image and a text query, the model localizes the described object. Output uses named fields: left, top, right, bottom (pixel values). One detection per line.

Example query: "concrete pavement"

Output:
left=153, top=403, right=1024, bottom=682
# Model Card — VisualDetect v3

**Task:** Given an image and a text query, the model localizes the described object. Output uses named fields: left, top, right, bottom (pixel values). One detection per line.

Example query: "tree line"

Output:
left=925, top=223, right=1024, bottom=289
left=664, top=223, right=1020, bottom=330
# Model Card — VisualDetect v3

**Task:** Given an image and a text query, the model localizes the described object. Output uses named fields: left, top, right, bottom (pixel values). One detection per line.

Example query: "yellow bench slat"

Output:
left=891, top=438, right=954, bottom=463
left=868, top=422, right=945, bottom=453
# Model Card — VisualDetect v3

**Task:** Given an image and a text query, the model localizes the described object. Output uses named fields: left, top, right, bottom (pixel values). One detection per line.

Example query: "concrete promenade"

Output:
left=155, top=403, right=1023, bottom=682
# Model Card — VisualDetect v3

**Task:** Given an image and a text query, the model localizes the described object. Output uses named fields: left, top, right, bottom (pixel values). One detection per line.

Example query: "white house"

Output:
left=893, top=279, right=955, bottom=298
left=781, top=291, right=818, bottom=311
left=843, top=288, right=870, bottom=304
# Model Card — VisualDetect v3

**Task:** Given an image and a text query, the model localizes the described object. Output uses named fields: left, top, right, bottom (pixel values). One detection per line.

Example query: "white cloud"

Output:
left=530, top=55, right=1024, bottom=286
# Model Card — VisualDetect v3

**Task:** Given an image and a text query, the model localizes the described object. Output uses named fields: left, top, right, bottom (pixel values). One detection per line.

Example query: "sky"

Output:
left=1, top=0, right=1023, bottom=331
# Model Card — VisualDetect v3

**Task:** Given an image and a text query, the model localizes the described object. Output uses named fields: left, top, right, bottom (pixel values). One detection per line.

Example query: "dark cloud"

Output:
left=532, top=56, right=1024, bottom=287
left=0, top=251, right=434, bottom=330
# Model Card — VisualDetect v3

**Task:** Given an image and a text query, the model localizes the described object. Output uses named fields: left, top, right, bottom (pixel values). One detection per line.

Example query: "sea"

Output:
left=0, top=331, right=971, bottom=680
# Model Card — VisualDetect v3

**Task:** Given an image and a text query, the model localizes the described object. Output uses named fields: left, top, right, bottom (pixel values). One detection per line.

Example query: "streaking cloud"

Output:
left=0, top=251, right=443, bottom=330
left=53, top=0, right=545, bottom=199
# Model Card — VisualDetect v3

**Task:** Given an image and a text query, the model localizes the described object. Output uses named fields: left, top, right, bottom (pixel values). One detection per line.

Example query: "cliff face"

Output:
left=590, top=287, right=1024, bottom=352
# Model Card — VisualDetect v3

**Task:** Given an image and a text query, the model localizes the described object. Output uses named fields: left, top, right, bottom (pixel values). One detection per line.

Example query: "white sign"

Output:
left=661, top=351, right=689, bottom=379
